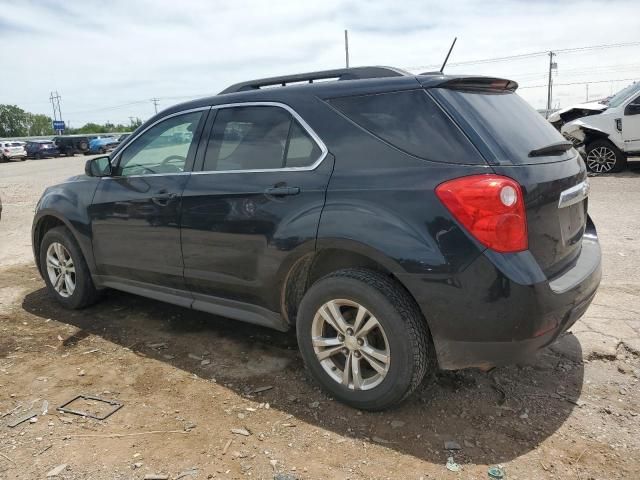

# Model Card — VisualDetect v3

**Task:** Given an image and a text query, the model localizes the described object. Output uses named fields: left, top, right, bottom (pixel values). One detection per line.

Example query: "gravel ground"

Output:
left=0, top=156, right=639, bottom=479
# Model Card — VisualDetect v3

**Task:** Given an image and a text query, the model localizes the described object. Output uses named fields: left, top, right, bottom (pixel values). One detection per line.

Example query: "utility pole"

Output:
left=344, top=29, right=349, bottom=68
left=546, top=51, right=556, bottom=118
left=49, top=91, right=63, bottom=134
left=151, top=98, right=159, bottom=114
left=586, top=83, right=589, bottom=102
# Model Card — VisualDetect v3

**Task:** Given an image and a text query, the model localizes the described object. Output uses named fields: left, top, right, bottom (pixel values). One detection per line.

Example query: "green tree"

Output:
left=0, top=104, right=28, bottom=137
left=26, top=113, right=54, bottom=136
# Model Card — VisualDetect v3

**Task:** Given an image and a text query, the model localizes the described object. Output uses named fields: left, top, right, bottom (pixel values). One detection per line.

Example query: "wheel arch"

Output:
left=280, top=241, right=430, bottom=335
left=32, top=212, right=93, bottom=277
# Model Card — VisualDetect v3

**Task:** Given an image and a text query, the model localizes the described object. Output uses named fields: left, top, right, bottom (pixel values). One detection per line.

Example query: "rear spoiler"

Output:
left=420, top=76, right=518, bottom=92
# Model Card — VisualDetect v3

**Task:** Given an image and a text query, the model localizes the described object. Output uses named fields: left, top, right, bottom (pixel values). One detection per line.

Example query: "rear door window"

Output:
left=202, top=105, right=322, bottom=171
left=327, top=89, right=484, bottom=165
left=433, top=88, right=572, bottom=165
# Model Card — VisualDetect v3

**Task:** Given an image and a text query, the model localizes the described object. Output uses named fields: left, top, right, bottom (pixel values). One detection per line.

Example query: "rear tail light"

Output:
left=435, top=174, right=528, bottom=253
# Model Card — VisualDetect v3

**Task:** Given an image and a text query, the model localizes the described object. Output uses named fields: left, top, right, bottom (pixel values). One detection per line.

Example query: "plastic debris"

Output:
left=488, top=466, right=505, bottom=479
left=446, top=456, right=460, bottom=472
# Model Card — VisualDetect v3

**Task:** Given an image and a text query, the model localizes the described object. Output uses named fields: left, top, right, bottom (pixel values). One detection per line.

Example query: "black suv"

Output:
left=32, top=67, right=601, bottom=410
left=53, top=136, right=90, bottom=156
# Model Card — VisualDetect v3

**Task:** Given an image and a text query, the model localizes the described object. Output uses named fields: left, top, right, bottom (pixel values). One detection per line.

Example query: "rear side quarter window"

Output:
left=327, top=89, right=484, bottom=165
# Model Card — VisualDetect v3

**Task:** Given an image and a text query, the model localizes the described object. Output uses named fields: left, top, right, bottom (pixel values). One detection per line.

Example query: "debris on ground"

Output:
left=7, top=411, right=37, bottom=428
left=444, top=440, right=461, bottom=450
left=57, top=394, right=123, bottom=420
left=488, top=465, right=505, bottom=479
left=445, top=456, right=460, bottom=472
left=231, top=428, right=251, bottom=436
left=143, top=474, right=169, bottom=480
left=175, top=468, right=199, bottom=479
left=46, top=464, right=68, bottom=477
left=251, top=386, right=273, bottom=394
left=390, top=420, right=405, bottom=428
left=273, top=473, right=298, bottom=480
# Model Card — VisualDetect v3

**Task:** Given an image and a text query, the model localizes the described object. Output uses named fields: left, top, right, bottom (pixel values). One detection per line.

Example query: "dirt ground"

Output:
left=1, top=156, right=639, bottom=480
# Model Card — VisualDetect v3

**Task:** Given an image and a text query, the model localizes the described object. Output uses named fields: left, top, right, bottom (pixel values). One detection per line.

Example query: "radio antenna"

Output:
left=440, top=37, right=457, bottom=73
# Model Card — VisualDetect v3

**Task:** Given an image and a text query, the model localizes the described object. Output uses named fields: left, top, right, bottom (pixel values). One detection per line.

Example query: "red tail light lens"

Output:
left=435, top=174, right=528, bottom=253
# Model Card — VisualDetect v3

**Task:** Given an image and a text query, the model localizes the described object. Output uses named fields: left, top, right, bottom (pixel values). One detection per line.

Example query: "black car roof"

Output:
left=149, top=66, right=516, bottom=121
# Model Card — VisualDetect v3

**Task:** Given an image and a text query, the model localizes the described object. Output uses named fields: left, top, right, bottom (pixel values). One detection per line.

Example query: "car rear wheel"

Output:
left=585, top=140, right=626, bottom=174
left=297, top=268, right=432, bottom=410
left=39, top=226, right=101, bottom=309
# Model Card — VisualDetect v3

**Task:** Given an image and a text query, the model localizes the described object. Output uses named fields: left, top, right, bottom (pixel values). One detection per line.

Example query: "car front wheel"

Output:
left=585, top=140, right=626, bottom=174
left=39, top=226, right=100, bottom=309
left=297, top=268, right=432, bottom=410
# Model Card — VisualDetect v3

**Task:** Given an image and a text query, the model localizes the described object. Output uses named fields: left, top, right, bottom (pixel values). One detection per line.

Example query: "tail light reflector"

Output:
left=435, top=174, right=528, bottom=253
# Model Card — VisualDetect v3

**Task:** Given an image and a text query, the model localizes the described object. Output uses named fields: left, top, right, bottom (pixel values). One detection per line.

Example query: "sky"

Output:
left=1, top=0, right=640, bottom=127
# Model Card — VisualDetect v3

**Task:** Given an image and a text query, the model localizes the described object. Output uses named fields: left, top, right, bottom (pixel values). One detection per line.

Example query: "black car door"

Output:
left=180, top=103, right=333, bottom=318
left=89, top=108, right=208, bottom=296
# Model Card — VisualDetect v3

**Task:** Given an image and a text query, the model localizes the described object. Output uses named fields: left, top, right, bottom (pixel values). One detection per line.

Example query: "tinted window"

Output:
left=434, top=88, right=571, bottom=165
left=203, top=106, right=321, bottom=171
left=328, top=89, right=482, bottom=164
left=118, top=111, right=202, bottom=176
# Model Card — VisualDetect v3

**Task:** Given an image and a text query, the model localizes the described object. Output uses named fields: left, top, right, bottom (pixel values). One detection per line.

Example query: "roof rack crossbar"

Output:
left=219, top=66, right=409, bottom=94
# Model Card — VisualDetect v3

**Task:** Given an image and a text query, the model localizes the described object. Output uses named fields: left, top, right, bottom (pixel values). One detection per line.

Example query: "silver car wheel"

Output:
left=311, top=299, right=390, bottom=391
left=46, top=242, right=76, bottom=298
left=586, top=146, right=617, bottom=173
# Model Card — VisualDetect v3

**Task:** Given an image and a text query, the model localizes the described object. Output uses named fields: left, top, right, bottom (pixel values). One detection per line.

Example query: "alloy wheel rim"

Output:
left=586, top=146, right=616, bottom=173
left=46, top=242, right=76, bottom=298
left=311, top=299, right=390, bottom=391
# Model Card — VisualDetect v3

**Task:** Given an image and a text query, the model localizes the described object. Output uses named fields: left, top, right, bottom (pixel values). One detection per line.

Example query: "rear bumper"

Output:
left=398, top=233, right=601, bottom=370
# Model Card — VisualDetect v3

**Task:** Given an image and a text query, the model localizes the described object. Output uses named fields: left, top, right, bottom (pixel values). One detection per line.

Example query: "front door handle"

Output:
left=264, top=186, right=300, bottom=196
left=151, top=190, right=178, bottom=206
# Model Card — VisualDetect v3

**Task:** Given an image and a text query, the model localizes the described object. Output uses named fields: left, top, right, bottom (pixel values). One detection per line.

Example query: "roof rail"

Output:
left=219, top=66, right=409, bottom=94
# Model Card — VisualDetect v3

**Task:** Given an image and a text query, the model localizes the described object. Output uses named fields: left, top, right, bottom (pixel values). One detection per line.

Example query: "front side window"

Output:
left=117, top=111, right=203, bottom=176
left=203, top=105, right=321, bottom=171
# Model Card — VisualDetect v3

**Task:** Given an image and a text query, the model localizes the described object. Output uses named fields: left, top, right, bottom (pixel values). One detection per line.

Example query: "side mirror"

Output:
left=85, top=156, right=112, bottom=177
left=624, top=103, right=640, bottom=116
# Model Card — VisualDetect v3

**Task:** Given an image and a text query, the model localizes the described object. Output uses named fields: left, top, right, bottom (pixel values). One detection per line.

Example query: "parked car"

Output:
left=25, top=140, right=59, bottom=159
left=116, top=133, right=130, bottom=143
left=0, top=140, right=27, bottom=162
left=549, top=81, right=640, bottom=173
left=87, top=136, right=119, bottom=154
left=53, top=136, right=90, bottom=156
left=32, top=67, right=601, bottom=410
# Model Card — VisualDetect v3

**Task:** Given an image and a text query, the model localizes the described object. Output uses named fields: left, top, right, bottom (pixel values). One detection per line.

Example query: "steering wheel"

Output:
left=159, top=155, right=186, bottom=172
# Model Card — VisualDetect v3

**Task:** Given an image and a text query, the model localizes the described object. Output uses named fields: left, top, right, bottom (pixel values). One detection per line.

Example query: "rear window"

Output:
left=327, top=90, right=483, bottom=165
left=433, top=88, right=571, bottom=165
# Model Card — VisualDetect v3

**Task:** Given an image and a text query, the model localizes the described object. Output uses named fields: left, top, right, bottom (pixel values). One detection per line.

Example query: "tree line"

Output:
left=0, top=104, right=142, bottom=137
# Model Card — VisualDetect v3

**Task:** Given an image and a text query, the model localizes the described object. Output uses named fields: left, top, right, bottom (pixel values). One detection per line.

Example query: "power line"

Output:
left=518, top=77, right=639, bottom=89
left=151, top=98, right=159, bottom=114
left=404, top=40, right=640, bottom=71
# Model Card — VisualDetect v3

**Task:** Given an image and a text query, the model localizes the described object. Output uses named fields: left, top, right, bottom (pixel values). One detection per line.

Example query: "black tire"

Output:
left=296, top=268, right=432, bottom=410
left=39, top=226, right=100, bottom=309
left=585, top=140, right=626, bottom=174
left=99, top=147, right=106, bottom=154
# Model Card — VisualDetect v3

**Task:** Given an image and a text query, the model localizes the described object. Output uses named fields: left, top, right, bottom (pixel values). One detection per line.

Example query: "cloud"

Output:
left=0, top=0, right=639, bottom=125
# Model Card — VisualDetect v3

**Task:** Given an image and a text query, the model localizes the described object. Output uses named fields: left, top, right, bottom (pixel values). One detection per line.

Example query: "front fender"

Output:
left=32, top=177, right=99, bottom=275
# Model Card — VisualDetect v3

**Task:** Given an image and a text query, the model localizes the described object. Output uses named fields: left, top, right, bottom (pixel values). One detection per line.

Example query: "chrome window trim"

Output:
left=192, top=101, right=328, bottom=175
left=104, top=101, right=328, bottom=179
left=558, top=179, right=590, bottom=208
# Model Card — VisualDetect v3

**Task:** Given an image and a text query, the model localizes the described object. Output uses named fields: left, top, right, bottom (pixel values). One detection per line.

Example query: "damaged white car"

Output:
left=549, top=82, right=640, bottom=173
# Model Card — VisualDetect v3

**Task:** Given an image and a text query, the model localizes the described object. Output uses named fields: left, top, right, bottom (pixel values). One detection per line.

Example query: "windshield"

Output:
left=603, top=82, right=640, bottom=108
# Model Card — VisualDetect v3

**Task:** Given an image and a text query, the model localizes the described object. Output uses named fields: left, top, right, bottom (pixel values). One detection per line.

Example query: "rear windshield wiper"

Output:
left=528, top=141, right=573, bottom=158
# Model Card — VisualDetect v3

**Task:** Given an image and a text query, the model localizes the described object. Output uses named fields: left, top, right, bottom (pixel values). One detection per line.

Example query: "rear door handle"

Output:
left=264, top=186, right=300, bottom=196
